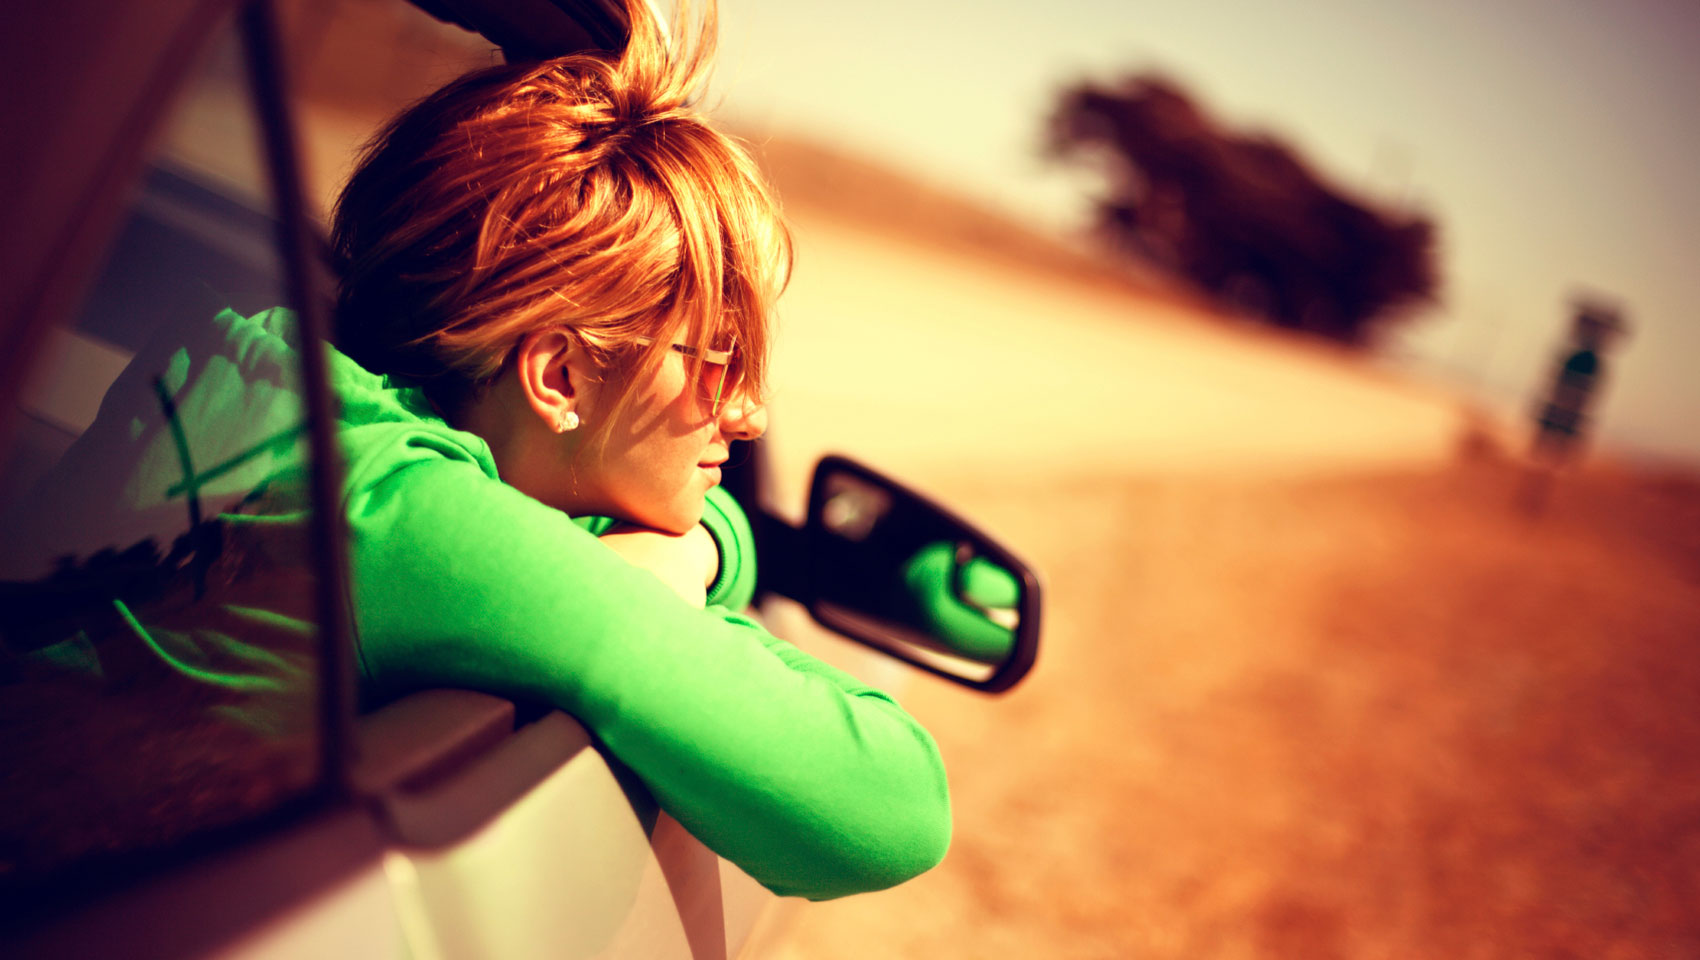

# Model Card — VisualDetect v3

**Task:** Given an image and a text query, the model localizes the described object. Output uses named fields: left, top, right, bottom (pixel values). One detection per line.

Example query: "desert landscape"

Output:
left=751, top=460, right=1700, bottom=959
left=734, top=189, right=1700, bottom=958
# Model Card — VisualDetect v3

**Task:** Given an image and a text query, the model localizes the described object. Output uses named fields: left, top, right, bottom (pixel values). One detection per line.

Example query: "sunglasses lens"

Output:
left=704, top=350, right=743, bottom=414
left=674, top=338, right=743, bottom=414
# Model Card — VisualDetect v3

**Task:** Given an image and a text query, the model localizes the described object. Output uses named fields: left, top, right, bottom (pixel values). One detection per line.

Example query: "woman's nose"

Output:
left=721, top=395, right=768, bottom=442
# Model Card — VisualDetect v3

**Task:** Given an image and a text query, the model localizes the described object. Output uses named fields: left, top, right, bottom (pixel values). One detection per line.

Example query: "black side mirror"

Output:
left=759, top=455, right=1041, bottom=694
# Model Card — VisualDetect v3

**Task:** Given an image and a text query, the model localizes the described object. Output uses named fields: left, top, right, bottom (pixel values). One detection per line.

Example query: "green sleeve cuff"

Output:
left=901, top=541, right=1016, bottom=665
left=700, top=485, right=758, bottom=610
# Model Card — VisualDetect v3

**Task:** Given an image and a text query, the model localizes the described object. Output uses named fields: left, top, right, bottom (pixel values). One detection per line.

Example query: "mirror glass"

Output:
left=805, top=458, right=1038, bottom=692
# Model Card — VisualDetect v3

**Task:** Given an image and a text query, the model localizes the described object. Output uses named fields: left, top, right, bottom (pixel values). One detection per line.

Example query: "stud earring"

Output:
left=556, top=410, right=580, bottom=433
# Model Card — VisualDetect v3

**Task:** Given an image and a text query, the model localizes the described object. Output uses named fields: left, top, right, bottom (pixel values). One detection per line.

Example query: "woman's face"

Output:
left=573, top=345, right=766, bottom=534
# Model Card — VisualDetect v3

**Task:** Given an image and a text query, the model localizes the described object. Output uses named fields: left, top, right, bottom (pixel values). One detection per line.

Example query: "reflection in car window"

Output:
left=0, top=16, right=324, bottom=883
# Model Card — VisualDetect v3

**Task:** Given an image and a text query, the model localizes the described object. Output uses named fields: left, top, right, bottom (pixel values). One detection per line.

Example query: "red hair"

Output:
left=330, top=0, right=789, bottom=423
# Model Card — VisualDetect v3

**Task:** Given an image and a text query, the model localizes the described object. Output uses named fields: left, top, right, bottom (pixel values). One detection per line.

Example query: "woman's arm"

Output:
left=344, top=455, right=950, bottom=900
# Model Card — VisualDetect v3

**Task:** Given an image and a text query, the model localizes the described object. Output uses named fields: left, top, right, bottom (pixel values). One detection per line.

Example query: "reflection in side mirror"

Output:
left=801, top=456, right=1041, bottom=693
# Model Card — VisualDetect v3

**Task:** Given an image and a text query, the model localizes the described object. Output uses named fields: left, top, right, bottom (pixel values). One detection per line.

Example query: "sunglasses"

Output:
left=668, top=338, right=744, bottom=416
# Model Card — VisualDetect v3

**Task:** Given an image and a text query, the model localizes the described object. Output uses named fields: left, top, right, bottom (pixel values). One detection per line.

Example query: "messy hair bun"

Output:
left=331, top=0, right=789, bottom=421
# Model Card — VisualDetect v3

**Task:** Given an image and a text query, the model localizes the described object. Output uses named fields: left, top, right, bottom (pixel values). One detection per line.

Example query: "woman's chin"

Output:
left=646, top=500, right=706, bottom=536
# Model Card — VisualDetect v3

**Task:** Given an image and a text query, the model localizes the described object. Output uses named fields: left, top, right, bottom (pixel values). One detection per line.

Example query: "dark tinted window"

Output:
left=0, top=16, right=325, bottom=883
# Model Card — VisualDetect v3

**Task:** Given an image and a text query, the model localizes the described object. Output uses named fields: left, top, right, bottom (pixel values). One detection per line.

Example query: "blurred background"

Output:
left=171, top=0, right=1700, bottom=954
left=709, top=0, right=1700, bottom=468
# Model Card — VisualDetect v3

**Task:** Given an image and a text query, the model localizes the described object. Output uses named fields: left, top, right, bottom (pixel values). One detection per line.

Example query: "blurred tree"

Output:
left=1047, top=75, right=1440, bottom=345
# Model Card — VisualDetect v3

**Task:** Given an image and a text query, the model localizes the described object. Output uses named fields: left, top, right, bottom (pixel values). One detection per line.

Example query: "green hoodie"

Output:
left=8, top=307, right=949, bottom=900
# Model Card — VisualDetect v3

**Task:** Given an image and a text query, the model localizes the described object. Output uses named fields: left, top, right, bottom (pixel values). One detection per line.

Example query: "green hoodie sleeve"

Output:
left=342, top=451, right=950, bottom=900
left=699, top=485, right=757, bottom=610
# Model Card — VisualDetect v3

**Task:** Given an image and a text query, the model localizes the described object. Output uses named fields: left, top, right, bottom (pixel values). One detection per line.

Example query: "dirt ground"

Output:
left=746, top=459, right=1700, bottom=959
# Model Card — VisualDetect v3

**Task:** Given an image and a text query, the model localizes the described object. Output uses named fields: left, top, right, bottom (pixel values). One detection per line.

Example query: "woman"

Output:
left=330, top=0, right=782, bottom=607
left=322, top=0, right=950, bottom=899
left=3, top=0, right=948, bottom=900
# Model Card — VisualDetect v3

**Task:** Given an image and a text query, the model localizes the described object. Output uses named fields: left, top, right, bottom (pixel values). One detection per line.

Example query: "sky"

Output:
left=707, top=0, right=1700, bottom=465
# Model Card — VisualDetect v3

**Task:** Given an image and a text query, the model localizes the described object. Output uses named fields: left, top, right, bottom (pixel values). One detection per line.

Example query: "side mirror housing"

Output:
left=757, top=455, right=1041, bottom=694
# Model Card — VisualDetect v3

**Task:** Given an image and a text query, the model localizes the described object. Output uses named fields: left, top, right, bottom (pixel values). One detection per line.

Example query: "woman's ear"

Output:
left=514, top=330, right=596, bottom=432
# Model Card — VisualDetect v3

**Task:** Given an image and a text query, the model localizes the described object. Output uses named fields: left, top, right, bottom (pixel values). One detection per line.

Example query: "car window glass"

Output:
left=0, top=13, right=325, bottom=884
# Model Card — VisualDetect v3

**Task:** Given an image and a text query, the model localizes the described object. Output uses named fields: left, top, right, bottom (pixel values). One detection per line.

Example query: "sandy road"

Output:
left=753, top=461, right=1700, bottom=960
